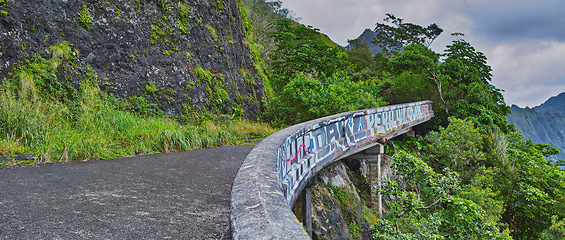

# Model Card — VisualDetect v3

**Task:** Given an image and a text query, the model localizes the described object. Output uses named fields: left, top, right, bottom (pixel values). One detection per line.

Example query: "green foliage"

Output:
left=145, top=81, right=158, bottom=94
left=0, top=10, right=8, bottom=17
left=373, top=151, right=511, bottom=239
left=150, top=21, right=167, bottom=45
left=2, top=41, right=78, bottom=104
left=215, top=0, right=224, bottom=11
left=206, top=24, right=219, bottom=41
left=426, top=117, right=485, bottom=176
left=535, top=143, right=560, bottom=157
left=195, top=67, right=213, bottom=83
left=238, top=0, right=287, bottom=100
left=540, top=216, right=565, bottom=240
left=389, top=38, right=511, bottom=132
left=347, top=39, right=378, bottom=73
left=129, top=52, right=138, bottom=63
left=265, top=72, right=386, bottom=126
left=373, top=151, right=455, bottom=239
left=491, top=132, right=565, bottom=239
left=114, top=5, right=121, bottom=16
left=227, top=35, right=234, bottom=44
left=0, top=42, right=275, bottom=165
left=238, top=0, right=252, bottom=33
left=440, top=197, right=509, bottom=239
left=119, top=95, right=164, bottom=117
left=389, top=116, right=565, bottom=239
left=0, top=0, right=6, bottom=6
left=76, top=3, right=92, bottom=31
left=269, top=18, right=347, bottom=93
left=194, top=68, right=231, bottom=113
left=261, top=16, right=393, bottom=126
left=177, top=2, right=191, bottom=35
left=149, top=1, right=194, bottom=51
left=374, top=14, right=443, bottom=57
left=158, top=0, right=169, bottom=12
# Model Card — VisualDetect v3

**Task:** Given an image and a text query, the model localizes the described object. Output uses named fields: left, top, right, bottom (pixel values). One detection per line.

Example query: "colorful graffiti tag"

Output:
left=275, top=101, right=434, bottom=206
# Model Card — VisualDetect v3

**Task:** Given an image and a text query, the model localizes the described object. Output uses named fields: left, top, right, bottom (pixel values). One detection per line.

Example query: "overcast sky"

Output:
left=280, top=0, right=565, bottom=108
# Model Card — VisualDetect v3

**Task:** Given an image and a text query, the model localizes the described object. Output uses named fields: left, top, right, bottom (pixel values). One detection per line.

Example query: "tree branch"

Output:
left=418, top=198, right=443, bottom=210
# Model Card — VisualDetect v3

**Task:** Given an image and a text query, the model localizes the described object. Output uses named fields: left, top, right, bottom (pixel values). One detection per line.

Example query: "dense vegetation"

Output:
left=0, top=41, right=275, bottom=165
left=240, top=2, right=565, bottom=239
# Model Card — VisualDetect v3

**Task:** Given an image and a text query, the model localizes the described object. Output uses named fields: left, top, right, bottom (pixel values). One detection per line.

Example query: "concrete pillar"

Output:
left=377, top=153, right=382, bottom=216
left=301, top=182, right=313, bottom=238
left=366, top=144, right=384, bottom=215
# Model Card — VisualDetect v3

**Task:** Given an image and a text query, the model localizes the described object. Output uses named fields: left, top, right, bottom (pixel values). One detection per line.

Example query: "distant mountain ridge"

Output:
left=507, top=92, right=565, bottom=161
left=533, top=92, right=565, bottom=115
left=346, top=29, right=382, bottom=54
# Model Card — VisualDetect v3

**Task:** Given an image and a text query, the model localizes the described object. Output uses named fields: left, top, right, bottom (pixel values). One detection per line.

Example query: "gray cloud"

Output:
left=468, top=0, right=565, bottom=42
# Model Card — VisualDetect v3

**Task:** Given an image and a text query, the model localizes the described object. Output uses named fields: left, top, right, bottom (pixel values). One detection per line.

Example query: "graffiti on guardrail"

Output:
left=275, top=101, right=433, bottom=206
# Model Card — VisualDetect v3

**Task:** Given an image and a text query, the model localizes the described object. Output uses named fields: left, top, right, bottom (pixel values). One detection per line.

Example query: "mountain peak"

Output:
left=534, top=92, right=565, bottom=115
left=346, top=29, right=382, bottom=54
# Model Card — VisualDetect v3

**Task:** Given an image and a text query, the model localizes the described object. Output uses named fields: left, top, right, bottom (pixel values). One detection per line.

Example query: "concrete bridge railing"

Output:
left=230, top=101, right=434, bottom=239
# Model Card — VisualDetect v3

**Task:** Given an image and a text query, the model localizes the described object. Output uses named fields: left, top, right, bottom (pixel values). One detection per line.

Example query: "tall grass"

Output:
left=0, top=42, right=276, bottom=165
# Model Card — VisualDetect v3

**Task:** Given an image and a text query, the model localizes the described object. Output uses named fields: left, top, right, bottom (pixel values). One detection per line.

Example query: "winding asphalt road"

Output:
left=0, top=145, right=254, bottom=239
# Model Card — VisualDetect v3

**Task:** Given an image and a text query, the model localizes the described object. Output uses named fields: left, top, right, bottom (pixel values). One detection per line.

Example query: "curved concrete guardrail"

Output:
left=230, top=101, right=434, bottom=239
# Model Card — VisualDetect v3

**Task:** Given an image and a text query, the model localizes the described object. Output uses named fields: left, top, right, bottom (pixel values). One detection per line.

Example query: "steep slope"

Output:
left=346, top=29, right=382, bottom=54
left=507, top=93, right=565, bottom=161
left=534, top=92, right=565, bottom=115
left=0, top=0, right=263, bottom=118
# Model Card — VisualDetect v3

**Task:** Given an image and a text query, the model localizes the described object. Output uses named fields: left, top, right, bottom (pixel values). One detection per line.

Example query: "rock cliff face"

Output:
left=0, top=0, right=263, bottom=117
left=309, top=161, right=379, bottom=240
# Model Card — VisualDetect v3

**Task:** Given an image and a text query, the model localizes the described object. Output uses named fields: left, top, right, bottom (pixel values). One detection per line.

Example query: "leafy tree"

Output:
left=346, top=39, right=377, bottom=72
left=492, top=132, right=565, bottom=239
left=373, top=151, right=511, bottom=239
left=388, top=35, right=511, bottom=132
left=373, top=14, right=443, bottom=57
left=269, top=18, right=347, bottom=92
left=534, top=143, right=560, bottom=158
left=389, top=43, right=451, bottom=128
left=265, top=72, right=385, bottom=126
left=426, top=117, right=485, bottom=180
left=441, top=34, right=511, bottom=133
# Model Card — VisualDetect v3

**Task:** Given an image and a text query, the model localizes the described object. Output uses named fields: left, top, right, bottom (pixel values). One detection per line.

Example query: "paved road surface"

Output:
left=0, top=145, right=254, bottom=239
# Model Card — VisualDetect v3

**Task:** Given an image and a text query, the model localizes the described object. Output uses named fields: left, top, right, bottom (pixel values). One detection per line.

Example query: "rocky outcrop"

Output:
left=0, top=0, right=263, bottom=118
left=310, top=161, right=378, bottom=240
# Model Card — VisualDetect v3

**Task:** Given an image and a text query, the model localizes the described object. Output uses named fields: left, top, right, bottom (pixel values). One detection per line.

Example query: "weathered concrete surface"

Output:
left=0, top=145, right=253, bottom=239
left=230, top=125, right=311, bottom=240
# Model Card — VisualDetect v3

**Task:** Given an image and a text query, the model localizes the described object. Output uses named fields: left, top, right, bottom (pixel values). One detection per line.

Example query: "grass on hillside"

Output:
left=0, top=42, right=276, bottom=166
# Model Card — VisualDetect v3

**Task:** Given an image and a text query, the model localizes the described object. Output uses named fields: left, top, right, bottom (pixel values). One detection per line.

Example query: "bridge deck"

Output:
left=0, top=145, right=253, bottom=239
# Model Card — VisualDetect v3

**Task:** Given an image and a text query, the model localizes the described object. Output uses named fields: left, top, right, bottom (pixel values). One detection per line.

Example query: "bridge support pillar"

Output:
left=346, top=143, right=385, bottom=214
left=366, top=144, right=384, bottom=215
left=301, top=183, right=313, bottom=238
left=294, top=178, right=316, bottom=238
